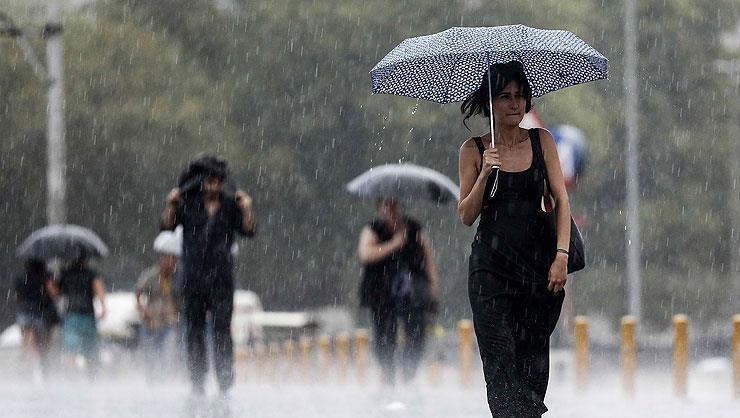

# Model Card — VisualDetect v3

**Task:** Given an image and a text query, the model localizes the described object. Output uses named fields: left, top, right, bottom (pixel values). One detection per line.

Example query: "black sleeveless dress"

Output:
left=469, top=128, right=553, bottom=289
left=467, top=128, right=565, bottom=418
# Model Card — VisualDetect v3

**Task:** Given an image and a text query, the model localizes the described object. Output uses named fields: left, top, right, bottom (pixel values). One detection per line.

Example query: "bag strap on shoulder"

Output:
left=529, top=128, right=552, bottom=197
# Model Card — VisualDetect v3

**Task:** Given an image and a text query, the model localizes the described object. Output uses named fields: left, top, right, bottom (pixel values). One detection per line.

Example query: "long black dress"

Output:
left=468, top=128, right=564, bottom=418
left=359, top=218, right=431, bottom=384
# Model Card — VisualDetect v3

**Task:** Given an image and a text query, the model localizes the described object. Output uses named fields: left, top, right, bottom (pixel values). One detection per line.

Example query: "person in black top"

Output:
left=357, top=197, right=440, bottom=386
left=457, top=62, right=570, bottom=417
left=14, top=259, right=59, bottom=378
left=54, top=258, right=107, bottom=373
left=161, top=154, right=255, bottom=395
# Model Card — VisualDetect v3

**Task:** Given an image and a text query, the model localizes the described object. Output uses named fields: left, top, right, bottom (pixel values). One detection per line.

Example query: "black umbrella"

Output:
left=346, top=164, right=460, bottom=205
left=16, top=224, right=109, bottom=260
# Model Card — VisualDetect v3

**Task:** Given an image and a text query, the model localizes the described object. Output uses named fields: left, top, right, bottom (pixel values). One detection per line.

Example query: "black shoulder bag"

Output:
left=530, top=128, right=586, bottom=273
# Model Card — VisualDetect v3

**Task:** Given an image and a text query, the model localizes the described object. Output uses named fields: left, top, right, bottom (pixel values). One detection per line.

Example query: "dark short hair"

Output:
left=195, top=154, right=229, bottom=179
left=375, top=197, right=396, bottom=207
left=460, top=61, right=532, bottom=129
left=24, top=259, right=47, bottom=276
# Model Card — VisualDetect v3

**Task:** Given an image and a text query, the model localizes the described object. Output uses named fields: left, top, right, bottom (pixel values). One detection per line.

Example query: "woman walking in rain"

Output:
left=53, top=257, right=107, bottom=374
left=14, top=259, right=60, bottom=380
left=357, top=197, right=440, bottom=387
left=457, top=62, right=568, bottom=417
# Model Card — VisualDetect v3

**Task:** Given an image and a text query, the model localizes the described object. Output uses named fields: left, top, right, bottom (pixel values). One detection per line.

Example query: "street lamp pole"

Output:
left=624, top=0, right=642, bottom=323
left=0, top=4, right=66, bottom=225
left=44, top=1, right=66, bottom=225
left=718, top=23, right=740, bottom=313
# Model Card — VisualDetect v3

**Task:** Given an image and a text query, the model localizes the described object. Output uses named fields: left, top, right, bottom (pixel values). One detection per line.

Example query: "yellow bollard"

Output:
left=318, top=335, right=332, bottom=382
left=355, top=329, right=369, bottom=384
left=673, top=314, right=689, bottom=398
left=458, top=319, right=474, bottom=388
left=234, top=346, right=251, bottom=383
left=620, top=316, right=637, bottom=396
left=336, top=332, right=351, bottom=383
left=284, top=340, right=295, bottom=382
left=268, top=342, right=280, bottom=383
left=299, top=336, right=312, bottom=383
left=427, top=324, right=445, bottom=386
left=732, top=315, right=740, bottom=399
left=574, top=316, right=589, bottom=390
left=254, top=343, right=266, bottom=384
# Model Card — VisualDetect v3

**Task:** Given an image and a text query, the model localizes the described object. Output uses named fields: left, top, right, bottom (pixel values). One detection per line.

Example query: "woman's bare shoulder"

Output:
left=460, top=137, right=480, bottom=151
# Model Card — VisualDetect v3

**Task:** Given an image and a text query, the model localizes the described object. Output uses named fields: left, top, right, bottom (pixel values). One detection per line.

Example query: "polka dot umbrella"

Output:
left=370, top=25, right=608, bottom=196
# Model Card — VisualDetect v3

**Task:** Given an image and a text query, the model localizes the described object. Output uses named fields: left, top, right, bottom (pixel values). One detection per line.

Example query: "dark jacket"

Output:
left=359, top=218, right=427, bottom=310
left=164, top=192, right=253, bottom=295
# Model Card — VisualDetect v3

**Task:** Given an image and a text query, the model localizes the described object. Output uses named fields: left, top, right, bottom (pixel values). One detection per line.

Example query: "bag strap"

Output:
left=529, top=128, right=552, bottom=196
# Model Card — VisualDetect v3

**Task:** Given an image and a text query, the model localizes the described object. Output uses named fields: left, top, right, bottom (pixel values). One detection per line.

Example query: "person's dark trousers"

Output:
left=397, top=297, right=428, bottom=382
left=184, top=286, right=234, bottom=392
left=371, top=303, right=398, bottom=385
left=469, top=271, right=564, bottom=418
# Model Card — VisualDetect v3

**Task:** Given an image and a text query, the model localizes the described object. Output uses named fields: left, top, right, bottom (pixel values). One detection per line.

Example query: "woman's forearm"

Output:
left=458, top=175, right=488, bottom=226
left=554, top=196, right=571, bottom=250
left=359, top=239, right=401, bottom=265
left=161, top=203, right=177, bottom=230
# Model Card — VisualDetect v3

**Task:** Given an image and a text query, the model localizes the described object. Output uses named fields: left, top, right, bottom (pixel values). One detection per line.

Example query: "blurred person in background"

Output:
left=53, top=257, right=107, bottom=375
left=357, top=197, right=440, bottom=388
left=14, top=258, right=60, bottom=381
left=161, top=154, right=255, bottom=396
left=135, top=227, right=183, bottom=381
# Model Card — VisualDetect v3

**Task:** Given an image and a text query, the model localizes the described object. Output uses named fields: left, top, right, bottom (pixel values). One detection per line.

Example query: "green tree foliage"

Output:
left=0, top=0, right=738, bottom=330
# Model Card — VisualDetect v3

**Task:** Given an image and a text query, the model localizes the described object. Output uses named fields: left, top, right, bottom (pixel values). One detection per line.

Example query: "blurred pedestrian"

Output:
left=161, top=154, right=255, bottom=395
left=54, top=257, right=107, bottom=374
left=135, top=228, right=183, bottom=381
left=457, top=62, right=567, bottom=417
left=357, top=197, right=440, bottom=386
left=14, top=258, right=60, bottom=380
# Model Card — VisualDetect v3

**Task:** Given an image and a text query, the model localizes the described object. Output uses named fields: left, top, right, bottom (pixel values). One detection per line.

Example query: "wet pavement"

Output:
left=1, top=363, right=738, bottom=418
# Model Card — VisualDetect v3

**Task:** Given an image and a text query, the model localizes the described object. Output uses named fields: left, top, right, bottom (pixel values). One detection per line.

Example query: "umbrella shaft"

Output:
left=487, top=64, right=495, bottom=149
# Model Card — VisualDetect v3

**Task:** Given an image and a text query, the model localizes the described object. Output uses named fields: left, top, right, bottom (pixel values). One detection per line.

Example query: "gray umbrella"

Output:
left=346, top=164, right=460, bottom=204
left=16, top=224, right=109, bottom=260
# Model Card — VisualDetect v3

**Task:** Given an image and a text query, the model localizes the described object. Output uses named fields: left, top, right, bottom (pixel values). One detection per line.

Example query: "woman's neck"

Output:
left=491, top=124, right=522, bottom=148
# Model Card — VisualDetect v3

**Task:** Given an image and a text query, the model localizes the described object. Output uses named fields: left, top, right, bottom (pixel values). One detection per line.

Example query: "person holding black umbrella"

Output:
left=52, top=257, right=107, bottom=375
left=357, top=197, right=440, bottom=387
left=161, top=154, right=255, bottom=396
left=457, top=62, right=568, bottom=417
left=13, top=258, right=59, bottom=381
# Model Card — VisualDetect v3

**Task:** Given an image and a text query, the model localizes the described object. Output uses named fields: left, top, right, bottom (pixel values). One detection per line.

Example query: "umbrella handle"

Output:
left=489, top=168, right=499, bottom=198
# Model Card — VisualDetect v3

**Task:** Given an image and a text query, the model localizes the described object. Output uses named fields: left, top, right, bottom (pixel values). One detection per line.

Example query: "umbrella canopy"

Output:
left=371, top=24, right=608, bottom=102
left=16, top=224, right=109, bottom=260
left=370, top=25, right=607, bottom=198
left=346, top=164, right=460, bottom=204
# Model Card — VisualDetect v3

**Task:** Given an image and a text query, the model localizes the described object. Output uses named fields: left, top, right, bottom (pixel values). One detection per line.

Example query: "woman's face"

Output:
left=490, top=81, right=527, bottom=127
